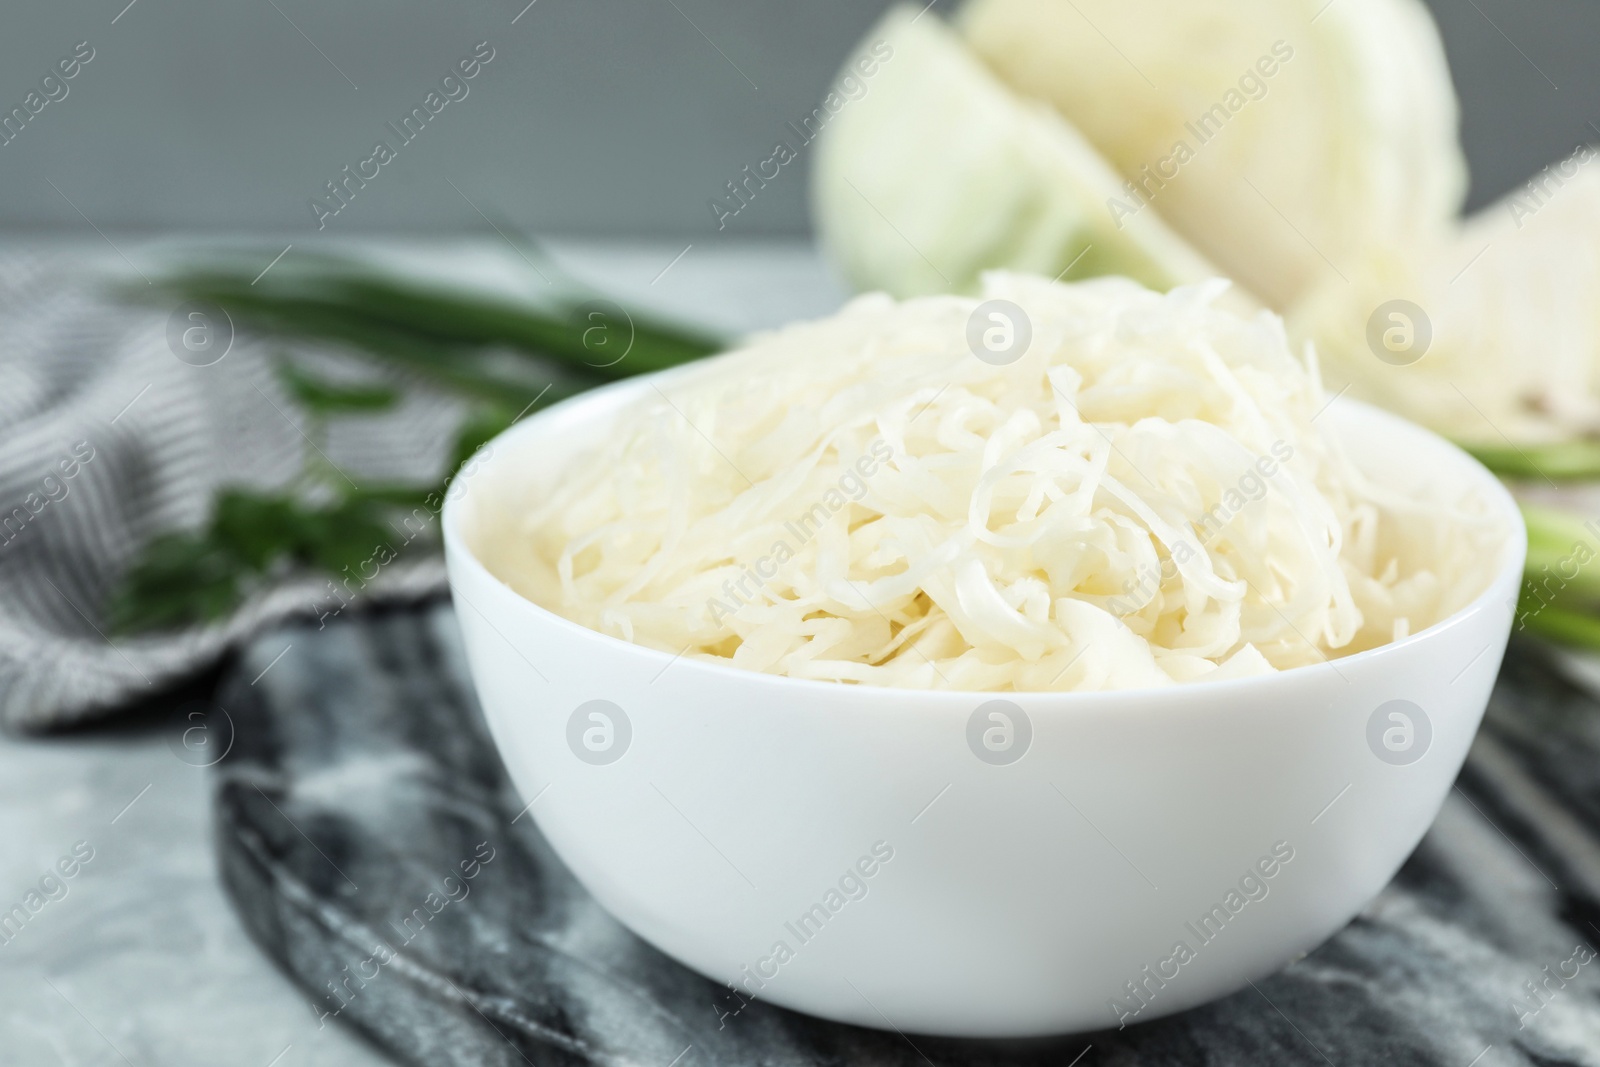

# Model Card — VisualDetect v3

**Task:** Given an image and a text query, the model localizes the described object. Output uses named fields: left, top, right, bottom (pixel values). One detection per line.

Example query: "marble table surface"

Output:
left=214, top=602, right=1600, bottom=1067
left=0, top=698, right=390, bottom=1066
left=0, top=237, right=848, bottom=1066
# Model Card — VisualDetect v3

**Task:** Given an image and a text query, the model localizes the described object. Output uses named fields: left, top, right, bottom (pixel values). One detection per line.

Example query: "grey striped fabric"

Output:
left=0, top=252, right=464, bottom=731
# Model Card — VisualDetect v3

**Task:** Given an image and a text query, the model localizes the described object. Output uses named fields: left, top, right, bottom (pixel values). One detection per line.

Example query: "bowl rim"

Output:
left=442, top=370, right=1528, bottom=708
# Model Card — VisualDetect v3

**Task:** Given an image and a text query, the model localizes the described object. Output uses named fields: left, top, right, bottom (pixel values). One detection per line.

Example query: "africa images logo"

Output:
left=966, top=699, right=1032, bottom=765
left=567, top=700, right=632, bottom=765
left=1366, top=700, right=1431, bottom=766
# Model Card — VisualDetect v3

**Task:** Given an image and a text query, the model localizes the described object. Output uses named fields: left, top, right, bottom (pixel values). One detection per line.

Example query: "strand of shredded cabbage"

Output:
left=509, top=274, right=1502, bottom=691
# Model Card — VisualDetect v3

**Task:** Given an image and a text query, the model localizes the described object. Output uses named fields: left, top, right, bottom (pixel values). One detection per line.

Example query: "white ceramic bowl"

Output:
left=443, top=373, right=1525, bottom=1037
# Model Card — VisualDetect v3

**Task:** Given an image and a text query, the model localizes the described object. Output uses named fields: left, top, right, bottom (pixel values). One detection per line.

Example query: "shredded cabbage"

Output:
left=506, top=274, right=1502, bottom=692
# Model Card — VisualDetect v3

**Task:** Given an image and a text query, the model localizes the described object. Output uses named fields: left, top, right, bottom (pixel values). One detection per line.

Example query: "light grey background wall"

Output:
left=0, top=0, right=1594, bottom=238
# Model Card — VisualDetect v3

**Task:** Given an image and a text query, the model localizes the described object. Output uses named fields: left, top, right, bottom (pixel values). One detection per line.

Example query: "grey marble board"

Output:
left=215, top=602, right=1600, bottom=1066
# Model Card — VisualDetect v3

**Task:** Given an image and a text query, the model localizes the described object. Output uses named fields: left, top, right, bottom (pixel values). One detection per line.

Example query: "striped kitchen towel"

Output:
left=0, top=250, right=464, bottom=731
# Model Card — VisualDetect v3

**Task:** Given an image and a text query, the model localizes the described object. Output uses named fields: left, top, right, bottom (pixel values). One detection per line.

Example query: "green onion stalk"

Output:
left=1510, top=500, right=1600, bottom=649
left=1467, top=442, right=1600, bottom=651
left=108, top=250, right=723, bottom=634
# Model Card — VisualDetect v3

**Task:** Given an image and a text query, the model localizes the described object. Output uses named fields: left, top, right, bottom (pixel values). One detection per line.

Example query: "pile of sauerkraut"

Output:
left=510, top=274, right=1503, bottom=691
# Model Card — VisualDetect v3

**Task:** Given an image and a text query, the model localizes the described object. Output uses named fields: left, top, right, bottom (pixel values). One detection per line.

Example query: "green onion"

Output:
left=1462, top=440, right=1600, bottom=482
left=107, top=250, right=724, bottom=633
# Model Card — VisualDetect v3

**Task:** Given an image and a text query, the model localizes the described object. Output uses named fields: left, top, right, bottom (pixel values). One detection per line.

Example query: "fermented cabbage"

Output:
left=510, top=275, right=1501, bottom=691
